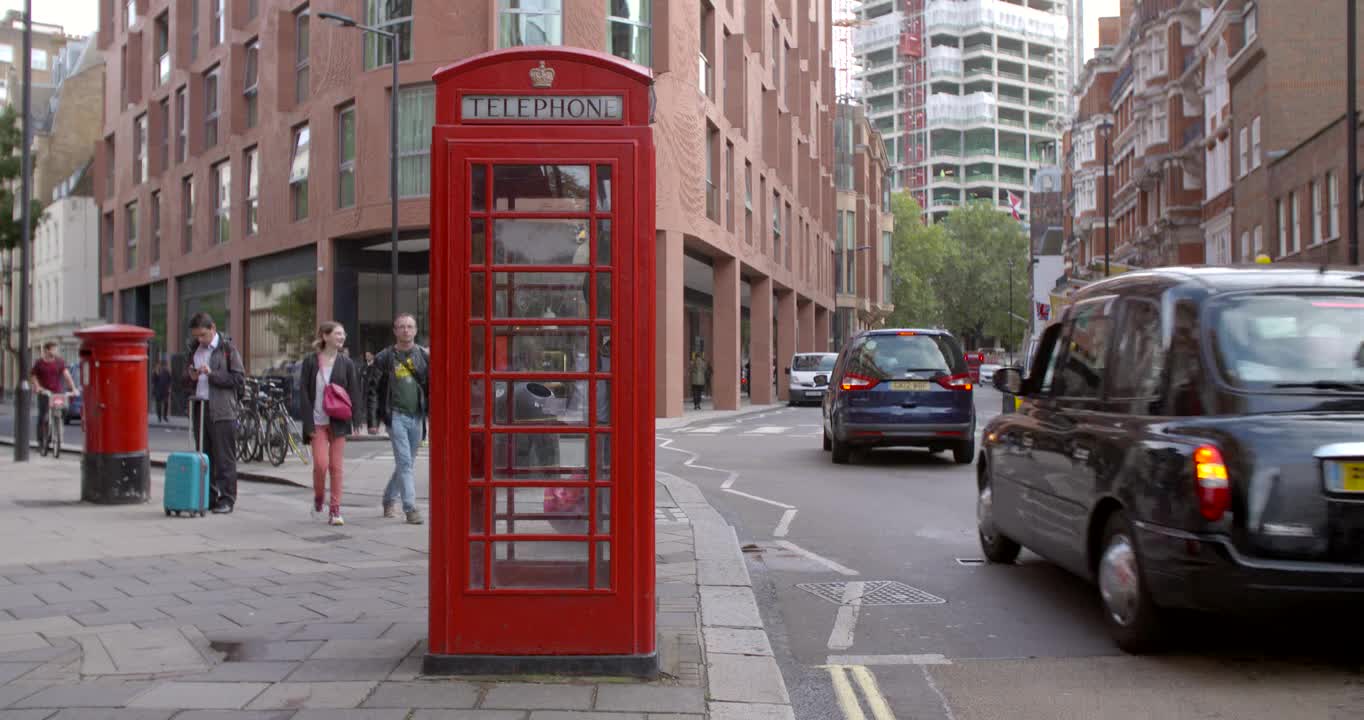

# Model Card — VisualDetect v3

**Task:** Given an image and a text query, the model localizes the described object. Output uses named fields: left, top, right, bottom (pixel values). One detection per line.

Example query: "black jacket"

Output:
left=181, top=334, right=246, bottom=423
left=366, top=345, right=429, bottom=429
left=299, top=352, right=365, bottom=441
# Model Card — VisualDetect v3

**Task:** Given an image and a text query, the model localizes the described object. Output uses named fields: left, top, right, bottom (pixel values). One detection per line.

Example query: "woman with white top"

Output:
left=300, top=321, right=365, bottom=526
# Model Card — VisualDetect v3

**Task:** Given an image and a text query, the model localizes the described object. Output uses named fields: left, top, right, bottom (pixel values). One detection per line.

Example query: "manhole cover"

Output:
left=796, top=581, right=945, bottom=606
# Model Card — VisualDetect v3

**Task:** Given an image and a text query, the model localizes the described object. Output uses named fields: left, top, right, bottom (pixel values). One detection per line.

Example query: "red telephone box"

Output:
left=425, top=47, right=656, bottom=677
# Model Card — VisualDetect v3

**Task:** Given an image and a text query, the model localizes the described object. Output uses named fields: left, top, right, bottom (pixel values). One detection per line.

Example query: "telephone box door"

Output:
left=433, top=137, right=651, bottom=656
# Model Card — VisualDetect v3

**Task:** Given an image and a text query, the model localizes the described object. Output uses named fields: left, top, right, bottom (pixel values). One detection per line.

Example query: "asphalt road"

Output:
left=656, top=388, right=1364, bottom=720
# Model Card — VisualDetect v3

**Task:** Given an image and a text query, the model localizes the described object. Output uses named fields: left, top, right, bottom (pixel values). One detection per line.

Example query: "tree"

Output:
left=0, top=105, right=47, bottom=251
left=884, top=194, right=1030, bottom=352
left=885, top=194, right=949, bottom=329
left=265, top=279, right=318, bottom=362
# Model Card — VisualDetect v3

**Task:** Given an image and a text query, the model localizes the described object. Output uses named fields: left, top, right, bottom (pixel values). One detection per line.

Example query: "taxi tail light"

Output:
left=1194, top=445, right=1231, bottom=521
left=840, top=373, right=879, bottom=391
left=937, top=373, right=974, bottom=391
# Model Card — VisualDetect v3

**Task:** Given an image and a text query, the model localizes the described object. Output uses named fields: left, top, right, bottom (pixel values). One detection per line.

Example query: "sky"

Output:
left=3, top=0, right=97, bottom=37
left=1084, top=0, right=1122, bottom=62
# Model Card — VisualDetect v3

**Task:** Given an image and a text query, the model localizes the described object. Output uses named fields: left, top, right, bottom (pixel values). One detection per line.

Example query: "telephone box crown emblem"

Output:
left=530, top=61, right=555, bottom=88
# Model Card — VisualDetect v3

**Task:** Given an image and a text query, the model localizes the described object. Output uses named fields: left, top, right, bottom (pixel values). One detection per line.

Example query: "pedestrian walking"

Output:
left=184, top=313, right=244, bottom=514
left=300, top=322, right=364, bottom=527
left=689, top=353, right=708, bottom=410
left=151, top=360, right=172, bottom=423
left=367, top=313, right=429, bottom=525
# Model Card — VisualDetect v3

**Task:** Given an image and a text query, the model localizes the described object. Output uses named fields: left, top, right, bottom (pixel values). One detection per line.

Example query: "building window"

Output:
left=1253, top=225, right=1263, bottom=255
left=289, top=124, right=310, bottom=220
left=248, top=0, right=258, bottom=20
left=210, top=0, right=224, bottom=47
left=365, top=0, right=412, bottom=69
left=1239, top=231, right=1249, bottom=262
left=174, top=87, right=187, bottom=163
left=212, top=160, right=231, bottom=244
left=150, top=190, right=161, bottom=263
left=182, top=176, right=195, bottom=253
left=295, top=7, right=310, bottom=104
left=772, top=189, right=782, bottom=259
left=1244, top=3, right=1258, bottom=43
left=104, top=136, right=115, bottom=197
left=190, top=0, right=199, bottom=61
left=744, top=161, right=753, bottom=246
left=725, top=140, right=735, bottom=232
left=1151, top=102, right=1167, bottom=142
left=397, top=85, right=435, bottom=197
left=1276, top=198, right=1286, bottom=257
left=498, top=0, right=563, bottom=48
left=126, top=0, right=138, bottom=28
left=133, top=114, right=147, bottom=185
left=245, top=146, right=259, bottom=235
left=608, top=0, right=651, bottom=65
left=102, top=212, right=114, bottom=276
left=1328, top=171, right=1340, bottom=238
left=1290, top=191, right=1300, bottom=254
left=705, top=122, right=719, bottom=222
left=1251, top=116, right=1261, bottom=169
left=0, top=44, right=10, bottom=63
left=203, top=66, right=220, bottom=149
left=1311, top=180, right=1323, bottom=245
left=337, top=104, right=356, bottom=208
left=32, top=48, right=48, bottom=70
left=1238, top=127, right=1248, bottom=177
left=1152, top=33, right=1166, bottom=75
left=125, top=201, right=139, bottom=270
left=157, top=98, right=170, bottom=173
left=244, top=39, right=259, bottom=129
left=155, top=12, right=169, bottom=86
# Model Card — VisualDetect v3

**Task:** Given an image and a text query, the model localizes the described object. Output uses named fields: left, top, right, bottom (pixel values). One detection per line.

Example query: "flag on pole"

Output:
left=1007, top=191, right=1023, bottom=221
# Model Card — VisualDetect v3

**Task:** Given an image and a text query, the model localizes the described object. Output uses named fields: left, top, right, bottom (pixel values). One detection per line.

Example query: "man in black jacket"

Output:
left=367, top=313, right=429, bottom=524
left=184, top=312, right=245, bottom=513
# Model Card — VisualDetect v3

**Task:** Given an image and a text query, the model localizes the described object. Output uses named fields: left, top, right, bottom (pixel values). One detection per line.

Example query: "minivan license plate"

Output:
left=1342, top=462, right=1364, bottom=492
left=891, top=381, right=931, bottom=392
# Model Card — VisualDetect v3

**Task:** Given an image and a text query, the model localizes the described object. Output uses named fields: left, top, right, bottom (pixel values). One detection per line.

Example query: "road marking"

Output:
left=722, top=488, right=794, bottom=509
left=773, top=508, right=797, bottom=537
left=826, top=581, right=866, bottom=650
left=825, top=654, right=952, bottom=666
left=657, top=437, right=740, bottom=489
left=852, top=665, right=897, bottom=720
left=688, top=424, right=736, bottom=434
left=828, top=665, right=868, bottom=720
left=746, top=425, right=789, bottom=434
left=775, top=540, right=859, bottom=576
left=921, top=663, right=959, bottom=720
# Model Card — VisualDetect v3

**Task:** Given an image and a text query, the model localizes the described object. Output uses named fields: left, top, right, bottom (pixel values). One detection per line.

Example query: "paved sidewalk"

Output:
left=0, top=454, right=792, bottom=719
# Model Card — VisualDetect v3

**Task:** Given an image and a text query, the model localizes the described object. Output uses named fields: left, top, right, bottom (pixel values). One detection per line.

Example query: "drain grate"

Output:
left=796, top=581, right=945, bottom=606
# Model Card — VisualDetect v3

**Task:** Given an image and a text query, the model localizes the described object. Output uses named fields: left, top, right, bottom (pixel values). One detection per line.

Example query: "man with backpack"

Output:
left=184, top=312, right=245, bottom=514
left=367, top=313, right=428, bottom=525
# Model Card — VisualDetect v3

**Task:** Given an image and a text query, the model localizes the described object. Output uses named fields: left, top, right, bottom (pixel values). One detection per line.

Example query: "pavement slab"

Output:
left=125, top=682, right=269, bottom=710
left=244, top=681, right=378, bottom=710
left=481, top=683, right=595, bottom=711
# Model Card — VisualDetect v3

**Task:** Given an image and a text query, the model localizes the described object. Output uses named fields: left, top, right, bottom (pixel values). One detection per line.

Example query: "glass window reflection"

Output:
left=494, top=218, right=591, bottom=265
left=494, top=272, right=590, bottom=319
left=493, top=165, right=589, bottom=212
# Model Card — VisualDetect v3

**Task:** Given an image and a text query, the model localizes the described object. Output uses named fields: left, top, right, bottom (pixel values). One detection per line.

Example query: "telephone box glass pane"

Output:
left=494, top=487, right=589, bottom=535
left=595, top=325, right=611, bottom=372
left=493, top=326, right=589, bottom=372
left=596, top=220, right=611, bottom=265
left=470, top=379, right=485, bottom=426
left=493, top=380, right=587, bottom=425
left=469, top=542, right=486, bottom=589
left=494, top=272, right=589, bottom=319
left=471, top=165, right=486, bottom=212
left=492, top=433, right=588, bottom=482
left=492, top=542, right=589, bottom=589
left=494, top=218, right=591, bottom=265
left=595, top=542, right=611, bottom=588
left=595, top=165, right=612, bottom=212
left=596, top=487, right=611, bottom=533
left=471, top=434, right=486, bottom=481
left=596, top=273, right=612, bottom=318
left=595, top=380, right=610, bottom=425
left=595, top=434, right=611, bottom=482
left=471, top=326, right=485, bottom=371
left=471, top=219, right=486, bottom=265
left=471, top=273, right=486, bottom=317
left=493, top=164, right=589, bottom=212
left=470, top=487, right=486, bottom=534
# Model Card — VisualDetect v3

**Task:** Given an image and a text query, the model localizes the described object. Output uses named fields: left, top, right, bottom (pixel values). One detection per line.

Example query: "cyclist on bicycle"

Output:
left=30, top=341, right=79, bottom=449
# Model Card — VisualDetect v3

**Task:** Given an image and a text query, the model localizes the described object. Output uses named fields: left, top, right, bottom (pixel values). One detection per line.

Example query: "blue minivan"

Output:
left=822, top=328, right=976, bottom=464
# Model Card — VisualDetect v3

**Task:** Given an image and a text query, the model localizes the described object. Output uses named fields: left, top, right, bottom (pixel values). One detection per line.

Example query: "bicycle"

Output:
left=38, top=390, right=68, bottom=459
left=236, top=378, right=263, bottom=464
left=259, top=378, right=309, bottom=467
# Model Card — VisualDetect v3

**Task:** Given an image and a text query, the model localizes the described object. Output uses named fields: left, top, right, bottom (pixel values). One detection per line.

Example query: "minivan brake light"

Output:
left=840, top=373, right=879, bottom=391
left=936, top=372, right=974, bottom=391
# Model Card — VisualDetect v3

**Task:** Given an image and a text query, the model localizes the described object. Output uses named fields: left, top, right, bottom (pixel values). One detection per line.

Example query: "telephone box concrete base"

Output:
left=423, top=652, right=659, bottom=679
left=80, top=452, right=151, bottom=505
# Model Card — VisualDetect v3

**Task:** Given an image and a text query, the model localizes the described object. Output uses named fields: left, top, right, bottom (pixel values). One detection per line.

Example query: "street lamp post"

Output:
left=1348, top=0, right=1360, bottom=266
left=318, top=11, right=401, bottom=319
left=13, top=0, right=32, bottom=462
left=1007, top=257, right=1015, bottom=367
left=1099, top=119, right=1114, bottom=277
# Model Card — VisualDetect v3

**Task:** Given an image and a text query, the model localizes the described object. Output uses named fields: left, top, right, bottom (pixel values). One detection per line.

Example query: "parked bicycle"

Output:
left=235, top=376, right=308, bottom=467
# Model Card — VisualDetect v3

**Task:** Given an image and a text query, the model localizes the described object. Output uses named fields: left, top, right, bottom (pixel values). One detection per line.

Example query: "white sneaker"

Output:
left=329, top=513, right=345, bottom=527
left=311, top=499, right=325, bottom=522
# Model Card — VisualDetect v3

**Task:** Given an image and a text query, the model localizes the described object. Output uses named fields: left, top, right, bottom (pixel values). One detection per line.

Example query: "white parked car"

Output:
left=787, top=352, right=838, bottom=405
left=978, top=363, right=1002, bottom=384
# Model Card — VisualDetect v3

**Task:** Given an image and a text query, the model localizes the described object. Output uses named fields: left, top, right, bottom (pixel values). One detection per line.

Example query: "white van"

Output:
left=786, top=352, right=839, bottom=405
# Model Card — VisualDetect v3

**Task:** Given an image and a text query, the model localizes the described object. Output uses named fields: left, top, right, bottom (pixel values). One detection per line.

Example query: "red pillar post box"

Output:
left=424, top=48, right=657, bottom=677
left=76, top=324, right=155, bottom=504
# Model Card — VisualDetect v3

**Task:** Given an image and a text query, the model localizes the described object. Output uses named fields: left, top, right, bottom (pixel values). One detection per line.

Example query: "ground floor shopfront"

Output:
left=102, top=232, right=832, bottom=419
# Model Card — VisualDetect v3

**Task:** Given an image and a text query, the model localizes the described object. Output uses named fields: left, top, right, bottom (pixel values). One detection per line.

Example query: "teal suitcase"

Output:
left=164, top=402, right=210, bottom=517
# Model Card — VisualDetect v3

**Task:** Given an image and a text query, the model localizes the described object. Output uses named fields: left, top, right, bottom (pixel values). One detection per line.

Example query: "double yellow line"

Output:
left=826, top=664, right=896, bottom=720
